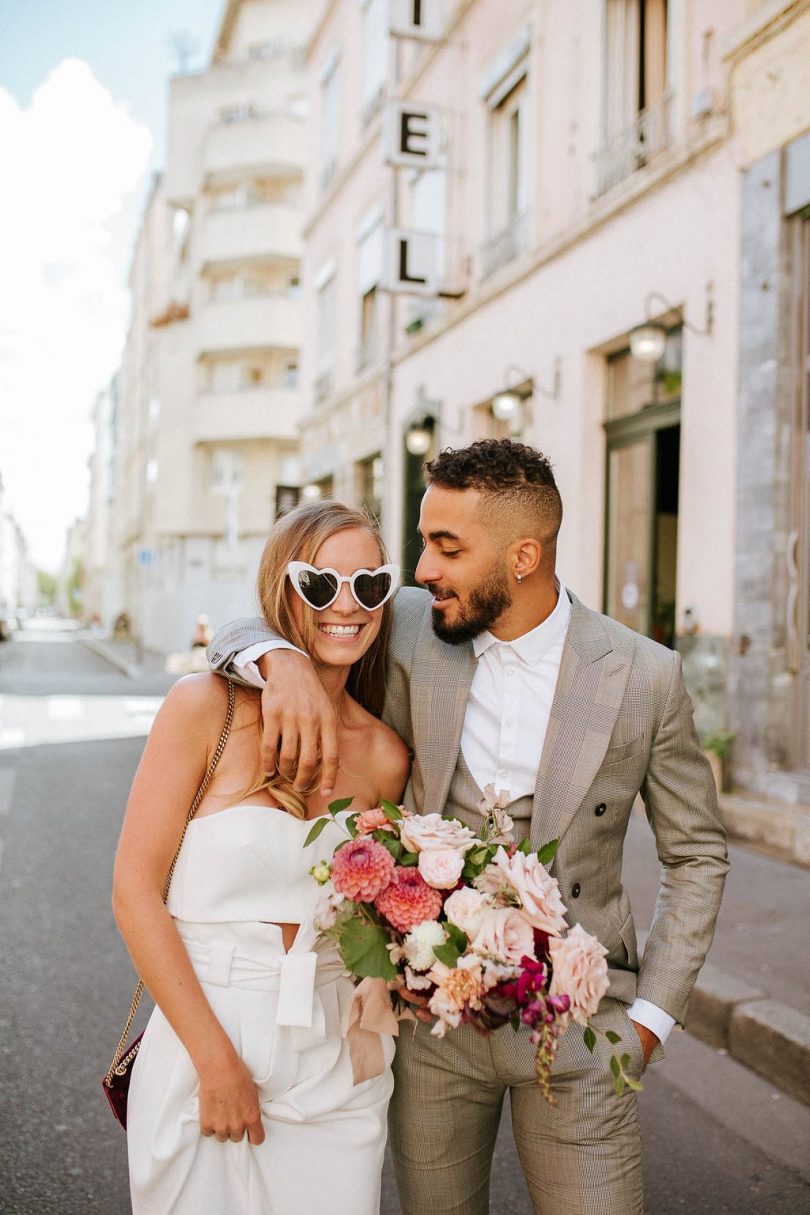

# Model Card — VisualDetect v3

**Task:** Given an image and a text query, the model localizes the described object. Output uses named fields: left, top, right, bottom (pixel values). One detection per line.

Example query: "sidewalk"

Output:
left=623, top=810, right=810, bottom=1107
left=79, top=633, right=182, bottom=679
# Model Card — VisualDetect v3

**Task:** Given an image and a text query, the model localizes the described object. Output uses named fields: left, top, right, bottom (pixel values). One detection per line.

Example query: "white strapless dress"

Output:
left=126, top=806, right=395, bottom=1215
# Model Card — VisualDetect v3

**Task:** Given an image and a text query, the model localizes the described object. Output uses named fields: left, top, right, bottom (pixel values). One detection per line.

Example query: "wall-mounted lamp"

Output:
left=301, top=482, right=323, bottom=501
left=404, top=416, right=435, bottom=456
left=490, top=360, right=561, bottom=431
left=630, top=285, right=713, bottom=363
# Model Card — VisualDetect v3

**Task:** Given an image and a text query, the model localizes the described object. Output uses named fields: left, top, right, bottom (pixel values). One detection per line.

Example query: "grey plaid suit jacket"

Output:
left=209, top=586, right=728, bottom=1027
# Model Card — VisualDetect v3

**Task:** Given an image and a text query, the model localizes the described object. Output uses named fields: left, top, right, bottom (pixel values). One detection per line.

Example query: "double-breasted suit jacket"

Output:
left=210, top=586, right=728, bottom=1028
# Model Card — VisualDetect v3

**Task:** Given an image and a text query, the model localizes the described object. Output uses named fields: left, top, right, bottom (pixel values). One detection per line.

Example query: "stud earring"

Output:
left=516, top=573, right=523, bottom=583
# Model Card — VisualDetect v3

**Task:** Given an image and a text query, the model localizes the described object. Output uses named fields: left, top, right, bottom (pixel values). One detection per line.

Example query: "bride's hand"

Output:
left=257, top=649, right=339, bottom=796
left=198, top=1056, right=265, bottom=1145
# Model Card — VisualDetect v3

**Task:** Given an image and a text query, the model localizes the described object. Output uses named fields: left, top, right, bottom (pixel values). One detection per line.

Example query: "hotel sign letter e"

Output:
left=385, top=102, right=442, bottom=169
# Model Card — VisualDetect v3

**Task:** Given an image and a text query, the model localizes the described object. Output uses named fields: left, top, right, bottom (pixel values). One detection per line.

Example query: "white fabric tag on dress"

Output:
left=275, top=952, right=318, bottom=1028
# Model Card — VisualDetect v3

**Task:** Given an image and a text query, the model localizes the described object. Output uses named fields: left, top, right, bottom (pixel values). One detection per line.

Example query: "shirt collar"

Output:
left=473, top=582, right=572, bottom=666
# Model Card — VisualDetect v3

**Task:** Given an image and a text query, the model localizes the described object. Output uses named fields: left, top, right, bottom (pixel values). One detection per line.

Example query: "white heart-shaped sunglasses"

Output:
left=287, top=562, right=400, bottom=612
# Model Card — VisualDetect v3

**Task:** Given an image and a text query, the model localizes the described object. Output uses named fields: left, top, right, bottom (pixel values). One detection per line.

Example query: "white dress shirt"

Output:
left=232, top=590, right=674, bottom=1045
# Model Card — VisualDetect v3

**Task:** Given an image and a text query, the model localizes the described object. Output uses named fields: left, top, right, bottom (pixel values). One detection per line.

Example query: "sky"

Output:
left=0, top=0, right=223, bottom=571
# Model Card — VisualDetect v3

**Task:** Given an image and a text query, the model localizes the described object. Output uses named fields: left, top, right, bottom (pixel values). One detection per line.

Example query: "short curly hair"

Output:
left=425, top=438, right=562, bottom=559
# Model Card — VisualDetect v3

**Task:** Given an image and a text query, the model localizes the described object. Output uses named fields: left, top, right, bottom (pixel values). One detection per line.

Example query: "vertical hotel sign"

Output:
left=383, top=1, right=451, bottom=297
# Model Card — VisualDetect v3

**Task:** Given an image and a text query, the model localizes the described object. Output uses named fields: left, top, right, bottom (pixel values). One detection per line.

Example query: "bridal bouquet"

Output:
left=306, top=792, right=640, bottom=1102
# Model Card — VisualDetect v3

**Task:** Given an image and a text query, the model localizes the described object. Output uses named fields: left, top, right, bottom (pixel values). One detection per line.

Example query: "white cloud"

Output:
left=0, top=59, right=153, bottom=570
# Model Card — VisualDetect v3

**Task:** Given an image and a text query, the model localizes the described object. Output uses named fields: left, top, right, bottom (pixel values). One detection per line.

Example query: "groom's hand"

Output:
left=629, top=1019, right=659, bottom=1069
left=258, top=650, right=339, bottom=795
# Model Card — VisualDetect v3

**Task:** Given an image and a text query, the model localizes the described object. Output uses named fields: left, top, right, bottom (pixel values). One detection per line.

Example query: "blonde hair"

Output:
left=246, top=500, right=393, bottom=818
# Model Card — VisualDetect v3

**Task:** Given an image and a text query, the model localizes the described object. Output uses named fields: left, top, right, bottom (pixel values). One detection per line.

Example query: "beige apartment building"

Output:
left=103, top=0, right=315, bottom=653
left=294, top=0, right=810, bottom=806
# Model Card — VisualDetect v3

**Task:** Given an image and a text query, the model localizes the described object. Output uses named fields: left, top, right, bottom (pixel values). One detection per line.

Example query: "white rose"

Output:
left=470, top=907, right=536, bottom=966
left=443, top=887, right=489, bottom=939
left=313, top=885, right=345, bottom=931
left=476, top=847, right=567, bottom=937
left=400, top=813, right=477, bottom=855
left=548, top=923, right=609, bottom=1026
left=417, top=847, right=466, bottom=890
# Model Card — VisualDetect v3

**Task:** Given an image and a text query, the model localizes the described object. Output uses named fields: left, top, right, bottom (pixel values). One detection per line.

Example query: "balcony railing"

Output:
left=196, top=295, right=302, bottom=354
left=594, top=91, right=674, bottom=197
left=479, top=211, right=529, bottom=280
left=194, top=386, right=302, bottom=444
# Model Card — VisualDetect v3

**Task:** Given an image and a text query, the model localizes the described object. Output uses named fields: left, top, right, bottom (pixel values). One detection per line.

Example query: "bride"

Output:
left=113, top=501, right=410, bottom=1214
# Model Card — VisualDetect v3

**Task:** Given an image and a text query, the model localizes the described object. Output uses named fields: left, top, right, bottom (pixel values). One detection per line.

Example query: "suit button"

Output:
left=571, top=883, right=581, bottom=898
left=595, top=803, right=606, bottom=816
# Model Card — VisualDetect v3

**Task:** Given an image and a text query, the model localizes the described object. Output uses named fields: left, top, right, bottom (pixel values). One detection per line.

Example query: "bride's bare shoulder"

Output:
left=344, top=701, right=410, bottom=801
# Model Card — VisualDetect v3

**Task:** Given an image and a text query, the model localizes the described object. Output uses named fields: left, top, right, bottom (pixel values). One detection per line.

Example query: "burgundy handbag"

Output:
left=102, top=682, right=235, bottom=1129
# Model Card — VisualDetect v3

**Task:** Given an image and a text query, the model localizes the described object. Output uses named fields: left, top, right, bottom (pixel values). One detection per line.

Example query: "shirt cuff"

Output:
left=626, top=998, right=676, bottom=1044
left=234, top=640, right=308, bottom=688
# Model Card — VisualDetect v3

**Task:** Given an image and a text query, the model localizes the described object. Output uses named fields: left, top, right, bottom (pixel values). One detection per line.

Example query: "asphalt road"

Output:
left=1, top=628, right=808, bottom=1214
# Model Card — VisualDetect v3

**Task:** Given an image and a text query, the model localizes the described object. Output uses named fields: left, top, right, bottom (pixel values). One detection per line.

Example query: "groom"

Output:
left=208, top=438, right=728, bottom=1214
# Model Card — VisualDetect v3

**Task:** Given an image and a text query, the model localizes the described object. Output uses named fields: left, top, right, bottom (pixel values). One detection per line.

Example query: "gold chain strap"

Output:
left=104, top=680, right=236, bottom=1086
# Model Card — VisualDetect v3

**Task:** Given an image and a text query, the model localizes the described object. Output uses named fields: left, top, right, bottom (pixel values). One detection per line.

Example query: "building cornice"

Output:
left=723, top=0, right=809, bottom=63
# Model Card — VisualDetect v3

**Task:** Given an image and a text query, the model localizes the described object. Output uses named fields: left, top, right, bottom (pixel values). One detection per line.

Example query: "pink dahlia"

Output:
left=375, top=866, right=443, bottom=934
left=330, top=837, right=395, bottom=902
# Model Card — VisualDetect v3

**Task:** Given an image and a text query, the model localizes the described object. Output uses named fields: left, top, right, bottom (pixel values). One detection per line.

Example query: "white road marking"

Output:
left=0, top=695, right=161, bottom=750
left=47, top=697, right=83, bottom=720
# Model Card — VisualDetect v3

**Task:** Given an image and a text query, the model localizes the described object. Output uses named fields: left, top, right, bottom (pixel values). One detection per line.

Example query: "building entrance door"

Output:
left=604, top=402, right=680, bottom=649
left=793, top=217, right=810, bottom=771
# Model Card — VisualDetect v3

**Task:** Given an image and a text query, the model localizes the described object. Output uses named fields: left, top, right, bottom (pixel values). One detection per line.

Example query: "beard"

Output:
left=429, top=559, right=513, bottom=645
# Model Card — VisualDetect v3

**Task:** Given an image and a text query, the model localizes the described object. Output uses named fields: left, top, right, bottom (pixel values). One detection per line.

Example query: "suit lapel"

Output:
left=412, top=620, right=476, bottom=816
left=530, top=595, right=634, bottom=851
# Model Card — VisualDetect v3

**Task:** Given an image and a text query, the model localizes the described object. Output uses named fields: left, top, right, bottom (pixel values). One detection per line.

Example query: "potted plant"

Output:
left=701, top=729, right=736, bottom=795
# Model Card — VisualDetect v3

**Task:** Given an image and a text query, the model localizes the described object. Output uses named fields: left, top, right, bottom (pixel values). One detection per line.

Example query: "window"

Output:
left=285, top=361, right=299, bottom=389
left=211, top=448, right=243, bottom=492
left=320, top=50, right=340, bottom=189
left=315, top=260, right=337, bottom=399
left=356, top=208, right=383, bottom=369
left=598, top=0, right=671, bottom=194
left=357, top=453, right=383, bottom=523
left=407, top=168, right=446, bottom=324
left=482, top=71, right=529, bottom=277
left=239, top=363, right=264, bottom=388
left=362, top=0, right=387, bottom=123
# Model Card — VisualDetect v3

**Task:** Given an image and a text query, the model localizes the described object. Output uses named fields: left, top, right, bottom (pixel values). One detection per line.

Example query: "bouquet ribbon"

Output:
left=346, top=977, right=406, bottom=1085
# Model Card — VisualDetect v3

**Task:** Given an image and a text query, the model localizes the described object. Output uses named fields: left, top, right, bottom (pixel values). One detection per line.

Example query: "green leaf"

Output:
left=379, top=799, right=403, bottom=822
left=609, top=1054, right=621, bottom=1078
left=399, top=850, right=419, bottom=867
left=328, top=796, right=354, bottom=815
left=345, top=812, right=359, bottom=839
left=613, top=1072, right=625, bottom=1097
left=620, top=1053, right=631, bottom=1068
left=339, top=918, right=397, bottom=980
left=624, top=1075, right=643, bottom=1091
left=583, top=1026, right=596, bottom=1053
left=303, top=816, right=333, bottom=848
left=517, top=838, right=533, bottom=855
left=379, top=836, right=403, bottom=861
left=433, top=941, right=462, bottom=968
left=536, top=839, right=559, bottom=867
left=605, top=1030, right=621, bottom=1045
left=444, top=922, right=468, bottom=952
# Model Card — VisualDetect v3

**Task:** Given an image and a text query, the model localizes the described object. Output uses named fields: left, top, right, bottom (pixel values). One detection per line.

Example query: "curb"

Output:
left=79, top=637, right=139, bottom=678
left=686, top=964, right=810, bottom=1106
left=719, top=792, right=810, bottom=868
